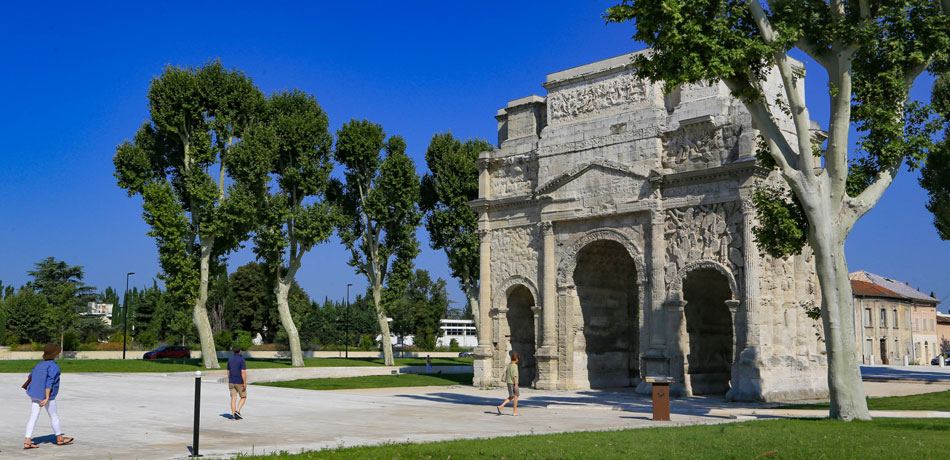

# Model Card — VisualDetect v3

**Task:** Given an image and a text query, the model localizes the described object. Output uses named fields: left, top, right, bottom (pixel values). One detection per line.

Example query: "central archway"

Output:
left=506, top=285, right=536, bottom=386
left=573, top=239, right=639, bottom=388
left=682, top=267, right=734, bottom=395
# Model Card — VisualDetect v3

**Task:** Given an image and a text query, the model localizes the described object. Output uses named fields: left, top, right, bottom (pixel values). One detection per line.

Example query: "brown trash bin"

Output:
left=644, top=376, right=674, bottom=421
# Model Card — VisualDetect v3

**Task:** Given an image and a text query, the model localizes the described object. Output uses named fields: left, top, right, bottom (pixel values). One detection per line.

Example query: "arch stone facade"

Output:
left=469, top=51, right=829, bottom=402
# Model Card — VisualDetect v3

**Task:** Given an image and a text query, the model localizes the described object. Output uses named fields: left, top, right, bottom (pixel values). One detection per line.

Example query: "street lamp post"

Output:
left=123, top=272, right=135, bottom=359
left=346, top=284, right=352, bottom=359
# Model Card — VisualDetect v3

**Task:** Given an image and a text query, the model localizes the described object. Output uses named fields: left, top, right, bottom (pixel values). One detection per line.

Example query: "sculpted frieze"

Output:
left=548, top=73, right=648, bottom=123
left=664, top=201, right=744, bottom=292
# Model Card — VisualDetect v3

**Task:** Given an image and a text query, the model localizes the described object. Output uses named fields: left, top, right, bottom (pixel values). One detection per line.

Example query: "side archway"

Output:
left=668, top=260, right=739, bottom=301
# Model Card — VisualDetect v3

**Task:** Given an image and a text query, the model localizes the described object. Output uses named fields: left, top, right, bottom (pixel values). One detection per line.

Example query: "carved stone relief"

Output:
left=661, top=123, right=743, bottom=170
left=489, top=154, right=537, bottom=197
left=664, top=202, right=744, bottom=294
left=547, top=73, right=649, bottom=123
left=490, top=225, right=541, bottom=292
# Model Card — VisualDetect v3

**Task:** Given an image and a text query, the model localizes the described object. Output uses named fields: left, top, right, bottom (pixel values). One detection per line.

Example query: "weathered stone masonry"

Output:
left=471, top=52, right=829, bottom=402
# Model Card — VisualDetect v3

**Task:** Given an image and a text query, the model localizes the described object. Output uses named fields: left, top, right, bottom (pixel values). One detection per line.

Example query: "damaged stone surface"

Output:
left=471, top=51, right=828, bottom=402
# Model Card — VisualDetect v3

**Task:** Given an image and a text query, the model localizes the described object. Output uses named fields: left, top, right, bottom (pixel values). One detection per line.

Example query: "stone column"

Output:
left=473, top=228, right=494, bottom=386
left=664, top=299, right=689, bottom=396
left=535, top=221, right=560, bottom=389
left=725, top=299, right=741, bottom=365
left=638, top=206, right=668, bottom=394
left=739, top=196, right=761, bottom=355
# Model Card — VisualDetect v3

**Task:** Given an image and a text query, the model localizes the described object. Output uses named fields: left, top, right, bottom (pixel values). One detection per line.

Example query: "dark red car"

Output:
left=143, top=346, right=191, bottom=359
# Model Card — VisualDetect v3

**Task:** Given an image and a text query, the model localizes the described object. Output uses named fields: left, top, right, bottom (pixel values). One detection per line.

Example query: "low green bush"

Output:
left=235, top=330, right=253, bottom=351
left=63, top=331, right=80, bottom=351
left=214, top=329, right=233, bottom=349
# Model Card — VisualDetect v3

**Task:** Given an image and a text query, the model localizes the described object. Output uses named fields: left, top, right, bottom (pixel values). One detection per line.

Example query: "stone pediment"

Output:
left=536, top=160, right=647, bottom=198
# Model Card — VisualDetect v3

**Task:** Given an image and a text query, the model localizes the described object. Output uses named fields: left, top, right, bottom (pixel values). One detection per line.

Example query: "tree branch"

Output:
left=746, top=1, right=813, bottom=177
left=842, top=161, right=901, bottom=233
left=724, top=78, right=802, bottom=181
left=825, top=53, right=854, bottom=204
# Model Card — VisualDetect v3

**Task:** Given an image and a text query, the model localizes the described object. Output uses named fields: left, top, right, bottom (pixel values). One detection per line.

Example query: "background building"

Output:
left=850, top=279, right=913, bottom=365
left=82, top=301, right=114, bottom=326
left=850, top=271, right=939, bottom=364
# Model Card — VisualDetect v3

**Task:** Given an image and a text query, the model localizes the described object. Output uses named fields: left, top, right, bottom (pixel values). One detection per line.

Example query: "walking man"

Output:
left=426, top=354, right=432, bottom=374
left=227, top=346, right=247, bottom=420
left=496, top=352, right=520, bottom=416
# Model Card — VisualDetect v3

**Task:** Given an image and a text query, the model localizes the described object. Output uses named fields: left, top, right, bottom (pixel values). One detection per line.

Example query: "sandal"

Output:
left=24, top=441, right=39, bottom=449
left=57, top=437, right=74, bottom=446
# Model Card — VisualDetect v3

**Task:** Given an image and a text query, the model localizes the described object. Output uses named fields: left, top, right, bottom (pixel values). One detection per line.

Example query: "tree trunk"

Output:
left=372, top=284, right=395, bottom=366
left=194, top=241, right=220, bottom=369
left=810, top=219, right=871, bottom=421
left=465, top=283, right=479, bottom=337
left=275, top=279, right=304, bottom=367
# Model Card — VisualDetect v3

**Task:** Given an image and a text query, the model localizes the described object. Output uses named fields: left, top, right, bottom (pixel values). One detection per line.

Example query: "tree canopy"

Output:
left=114, top=61, right=265, bottom=368
left=606, top=0, right=950, bottom=421
left=336, top=119, right=422, bottom=366
left=420, top=133, right=492, bottom=321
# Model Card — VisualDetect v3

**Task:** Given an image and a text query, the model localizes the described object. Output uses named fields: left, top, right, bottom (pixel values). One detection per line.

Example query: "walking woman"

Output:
left=22, top=343, right=73, bottom=450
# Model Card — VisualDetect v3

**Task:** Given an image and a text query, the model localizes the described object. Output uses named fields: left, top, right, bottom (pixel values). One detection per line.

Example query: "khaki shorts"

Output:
left=229, top=383, right=247, bottom=398
left=507, top=383, right=519, bottom=397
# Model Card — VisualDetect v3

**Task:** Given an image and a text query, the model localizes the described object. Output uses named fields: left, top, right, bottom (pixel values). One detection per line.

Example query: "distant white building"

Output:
left=376, top=318, right=477, bottom=349
left=436, top=319, right=477, bottom=348
left=82, top=302, right=114, bottom=325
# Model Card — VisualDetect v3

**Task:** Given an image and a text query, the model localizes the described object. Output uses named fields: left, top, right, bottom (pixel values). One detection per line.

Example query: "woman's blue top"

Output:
left=26, top=360, right=61, bottom=400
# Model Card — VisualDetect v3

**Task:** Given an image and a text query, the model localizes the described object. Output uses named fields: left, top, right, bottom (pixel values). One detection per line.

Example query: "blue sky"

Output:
left=1, top=1, right=948, bottom=313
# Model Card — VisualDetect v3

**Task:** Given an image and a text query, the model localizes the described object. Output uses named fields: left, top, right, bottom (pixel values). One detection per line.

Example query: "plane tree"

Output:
left=606, top=0, right=949, bottom=420
left=114, top=62, right=263, bottom=368
left=336, top=120, right=422, bottom=366
left=230, top=89, right=340, bottom=366
left=420, top=133, right=493, bottom=327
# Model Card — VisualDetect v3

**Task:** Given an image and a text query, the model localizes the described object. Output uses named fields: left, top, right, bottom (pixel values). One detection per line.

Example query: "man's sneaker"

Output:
left=234, top=412, right=243, bottom=420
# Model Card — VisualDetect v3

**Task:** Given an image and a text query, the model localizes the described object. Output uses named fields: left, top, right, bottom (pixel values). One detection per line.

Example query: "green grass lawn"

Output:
left=783, top=389, right=950, bottom=411
left=0, top=357, right=472, bottom=373
left=255, top=372, right=473, bottom=390
left=235, top=418, right=950, bottom=459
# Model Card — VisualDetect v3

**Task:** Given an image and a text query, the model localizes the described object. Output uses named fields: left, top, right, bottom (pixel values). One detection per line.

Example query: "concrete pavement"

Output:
left=0, top=369, right=946, bottom=460
left=0, top=372, right=753, bottom=460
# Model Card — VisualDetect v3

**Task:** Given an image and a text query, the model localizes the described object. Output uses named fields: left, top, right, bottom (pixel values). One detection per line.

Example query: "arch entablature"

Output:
left=668, top=259, right=739, bottom=301
left=557, top=227, right=646, bottom=286
left=493, top=275, right=540, bottom=311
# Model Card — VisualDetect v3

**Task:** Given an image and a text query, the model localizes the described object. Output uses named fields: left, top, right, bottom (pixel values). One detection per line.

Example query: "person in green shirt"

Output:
left=496, top=352, right=521, bottom=415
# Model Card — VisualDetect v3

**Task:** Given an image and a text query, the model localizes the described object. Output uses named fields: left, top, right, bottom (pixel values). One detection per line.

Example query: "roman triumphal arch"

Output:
left=469, top=51, right=829, bottom=401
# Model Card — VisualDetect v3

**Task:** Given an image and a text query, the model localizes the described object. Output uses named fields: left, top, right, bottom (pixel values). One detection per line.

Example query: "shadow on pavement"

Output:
left=861, top=366, right=950, bottom=381
left=395, top=389, right=761, bottom=416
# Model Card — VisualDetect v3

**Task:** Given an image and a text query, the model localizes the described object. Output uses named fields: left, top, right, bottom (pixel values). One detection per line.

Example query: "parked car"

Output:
left=458, top=351, right=474, bottom=358
left=931, top=353, right=950, bottom=366
left=143, top=345, right=190, bottom=360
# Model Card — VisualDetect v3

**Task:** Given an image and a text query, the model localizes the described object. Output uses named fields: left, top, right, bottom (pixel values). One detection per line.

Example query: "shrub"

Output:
left=448, top=339, right=461, bottom=352
left=214, top=329, right=234, bottom=350
left=137, top=330, right=158, bottom=349
left=358, top=334, right=377, bottom=351
left=5, top=333, right=22, bottom=347
left=63, top=331, right=80, bottom=351
left=235, top=330, right=253, bottom=351
left=77, top=342, right=125, bottom=351
left=109, top=331, right=130, bottom=344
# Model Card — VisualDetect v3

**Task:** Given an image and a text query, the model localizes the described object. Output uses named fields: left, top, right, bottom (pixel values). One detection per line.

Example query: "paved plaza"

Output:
left=0, top=367, right=947, bottom=459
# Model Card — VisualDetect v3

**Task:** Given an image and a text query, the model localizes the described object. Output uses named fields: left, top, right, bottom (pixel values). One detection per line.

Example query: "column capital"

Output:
left=537, top=220, right=554, bottom=234
left=477, top=228, right=492, bottom=240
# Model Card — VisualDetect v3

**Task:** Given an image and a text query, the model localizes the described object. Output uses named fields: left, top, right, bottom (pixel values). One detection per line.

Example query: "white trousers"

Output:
left=25, top=399, right=61, bottom=438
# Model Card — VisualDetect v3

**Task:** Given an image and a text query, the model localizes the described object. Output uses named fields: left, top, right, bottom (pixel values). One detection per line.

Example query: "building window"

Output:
left=906, top=311, right=911, bottom=329
left=932, top=319, right=936, bottom=331
left=880, top=309, right=887, bottom=328
left=892, top=309, right=898, bottom=328
left=916, top=318, right=920, bottom=331
left=864, top=308, right=872, bottom=328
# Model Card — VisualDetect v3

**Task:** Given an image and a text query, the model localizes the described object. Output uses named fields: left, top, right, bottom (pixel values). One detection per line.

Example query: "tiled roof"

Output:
left=850, top=280, right=906, bottom=300
left=849, top=270, right=939, bottom=304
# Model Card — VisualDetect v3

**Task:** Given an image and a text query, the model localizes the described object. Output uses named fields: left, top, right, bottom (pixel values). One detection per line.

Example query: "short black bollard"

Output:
left=190, top=370, right=202, bottom=457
